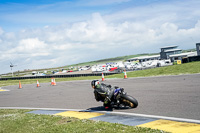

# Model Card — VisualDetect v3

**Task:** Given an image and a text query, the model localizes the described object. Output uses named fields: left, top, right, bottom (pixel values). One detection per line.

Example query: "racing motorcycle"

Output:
left=104, top=87, right=138, bottom=109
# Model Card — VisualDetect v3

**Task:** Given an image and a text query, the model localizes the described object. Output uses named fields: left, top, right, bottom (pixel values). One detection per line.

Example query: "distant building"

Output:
left=126, top=55, right=160, bottom=62
left=160, top=45, right=182, bottom=59
left=127, top=44, right=199, bottom=63
left=169, top=52, right=197, bottom=62
left=183, top=43, right=200, bottom=62
left=196, top=43, right=200, bottom=56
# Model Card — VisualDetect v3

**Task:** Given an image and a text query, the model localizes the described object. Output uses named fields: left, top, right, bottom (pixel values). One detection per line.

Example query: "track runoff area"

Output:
left=1, top=107, right=200, bottom=133
left=1, top=74, right=200, bottom=133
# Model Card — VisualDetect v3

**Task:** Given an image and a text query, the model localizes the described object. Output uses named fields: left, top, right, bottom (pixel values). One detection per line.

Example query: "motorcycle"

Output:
left=104, top=87, right=138, bottom=109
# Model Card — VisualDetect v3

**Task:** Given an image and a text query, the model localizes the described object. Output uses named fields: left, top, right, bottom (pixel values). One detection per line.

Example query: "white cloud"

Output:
left=195, top=20, right=200, bottom=29
left=105, top=0, right=200, bottom=28
left=6, top=38, right=48, bottom=55
left=4, top=32, right=16, bottom=40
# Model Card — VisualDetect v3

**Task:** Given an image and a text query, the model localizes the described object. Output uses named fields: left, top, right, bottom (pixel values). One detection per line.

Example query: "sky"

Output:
left=0, top=0, right=200, bottom=74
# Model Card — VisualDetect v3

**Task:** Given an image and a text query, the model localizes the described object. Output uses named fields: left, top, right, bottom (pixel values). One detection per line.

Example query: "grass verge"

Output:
left=0, top=76, right=101, bottom=87
left=107, top=61, right=200, bottom=78
left=0, top=61, right=199, bottom=87
left=0, top=109, right=166, bottom=133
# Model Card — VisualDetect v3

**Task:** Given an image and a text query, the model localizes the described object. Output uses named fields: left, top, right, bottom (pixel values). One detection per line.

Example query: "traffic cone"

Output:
left=19, top=80, right=22, bottom=89
left=124, top=70, right=127, bottom=79
left=53, top=78, right=56, bottom=86
left=51, top=78, right=54, bottom=86
left=37, top=80, right=40, bottom=87
left=102, top=73, right=105, bottom=81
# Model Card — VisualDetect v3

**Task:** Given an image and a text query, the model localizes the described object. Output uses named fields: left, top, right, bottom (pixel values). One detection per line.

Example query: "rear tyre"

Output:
left=121, top=95, right=138, bottom=108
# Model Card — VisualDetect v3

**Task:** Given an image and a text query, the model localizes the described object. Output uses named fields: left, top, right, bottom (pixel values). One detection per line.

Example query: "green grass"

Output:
left=107, top=61, right=200, bottom=78
left=0, top=76, right=101, bottom=87
left=72, top=53, right=158, bottom=66
left=0, top=109, right=166, bottom=133
left=1, top=61, right=200, bottom=87
left=2, top=53, right=158, bottom=77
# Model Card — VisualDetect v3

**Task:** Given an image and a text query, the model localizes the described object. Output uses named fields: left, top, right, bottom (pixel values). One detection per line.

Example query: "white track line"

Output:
left=0, top=107, right=200, bottom=124
left=0, top=87, right=10, bottom=91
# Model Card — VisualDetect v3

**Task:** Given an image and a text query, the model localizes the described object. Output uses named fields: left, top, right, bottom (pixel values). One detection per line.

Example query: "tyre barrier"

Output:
left=0, top=73, right=119, bottom=81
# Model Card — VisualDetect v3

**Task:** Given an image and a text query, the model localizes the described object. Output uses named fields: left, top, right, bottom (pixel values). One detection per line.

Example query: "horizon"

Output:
left=1, top=46, right=197, bottom=75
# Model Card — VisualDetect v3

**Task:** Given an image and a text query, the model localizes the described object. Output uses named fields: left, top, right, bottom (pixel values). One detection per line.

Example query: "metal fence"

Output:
left=0, top=72, right=119, bottom=81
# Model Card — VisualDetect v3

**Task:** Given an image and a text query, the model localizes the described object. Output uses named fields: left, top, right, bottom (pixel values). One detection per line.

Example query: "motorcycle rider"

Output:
left=91, top=80, right=115, bottom=108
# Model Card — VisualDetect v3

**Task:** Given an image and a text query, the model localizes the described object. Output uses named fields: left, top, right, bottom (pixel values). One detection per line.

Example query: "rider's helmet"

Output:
left=91, top=80, right=100, bottom=89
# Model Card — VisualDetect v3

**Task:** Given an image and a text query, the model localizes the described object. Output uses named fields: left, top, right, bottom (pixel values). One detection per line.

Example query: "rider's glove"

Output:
left=114, top=86, right=119, bottom=89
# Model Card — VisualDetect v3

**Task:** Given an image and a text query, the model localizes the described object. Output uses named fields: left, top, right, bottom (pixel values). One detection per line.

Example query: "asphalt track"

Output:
left=1, top=74, right=200, bottom=120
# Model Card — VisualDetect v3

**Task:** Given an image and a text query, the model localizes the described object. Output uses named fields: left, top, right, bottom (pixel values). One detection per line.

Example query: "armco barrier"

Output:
left=0, top=73, right=119, bottom=81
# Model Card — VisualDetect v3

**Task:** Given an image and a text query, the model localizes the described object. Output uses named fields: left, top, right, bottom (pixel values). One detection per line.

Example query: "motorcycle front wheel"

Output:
left=121, top=95, right=138, bottom=108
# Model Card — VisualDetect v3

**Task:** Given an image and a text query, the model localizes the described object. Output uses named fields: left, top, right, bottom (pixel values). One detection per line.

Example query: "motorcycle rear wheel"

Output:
left=121, top=95, right=138, bottom=108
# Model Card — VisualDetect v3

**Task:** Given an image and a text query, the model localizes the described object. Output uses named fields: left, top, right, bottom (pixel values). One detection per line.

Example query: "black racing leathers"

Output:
left=93, top=83, right=114, bottom=103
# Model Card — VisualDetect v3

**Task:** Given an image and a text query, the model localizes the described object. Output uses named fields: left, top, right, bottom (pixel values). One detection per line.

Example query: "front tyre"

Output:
left=121, top=95, right=138, bottom=108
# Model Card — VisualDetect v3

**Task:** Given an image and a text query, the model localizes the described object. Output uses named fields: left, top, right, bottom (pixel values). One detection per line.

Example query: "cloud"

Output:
left=6, top=38, right=49, bottom=56
left=19, top=38, right=47, bottom=51
left=104, top=0, right=200, bottom=28
left=0, top=27, right=4, bottom=35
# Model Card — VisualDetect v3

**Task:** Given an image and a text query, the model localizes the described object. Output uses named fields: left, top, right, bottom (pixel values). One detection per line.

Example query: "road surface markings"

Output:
left=54, top=111, right=104, bottom=119
left=24, top=109, right=200, bottom=133
left=90, top=114, right=158, bottom=126
left=138, top=119, right=200, bottom=133
left=0, top=89, right=9, bottom=92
